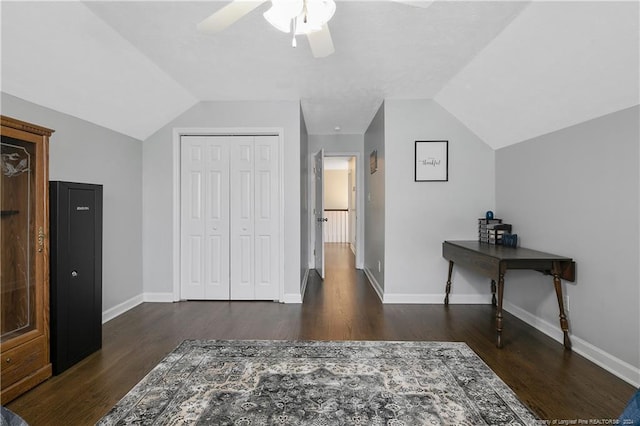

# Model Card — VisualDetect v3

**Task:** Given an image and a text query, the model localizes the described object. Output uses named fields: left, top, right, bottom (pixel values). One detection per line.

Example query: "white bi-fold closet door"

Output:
left=180, top=135, right=280, bottom=300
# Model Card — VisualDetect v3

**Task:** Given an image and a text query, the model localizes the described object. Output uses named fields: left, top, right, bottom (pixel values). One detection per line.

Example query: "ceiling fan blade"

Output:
left=306, top=24, right=334, bottom=58
left=391, top=0, right=435, bottom=8
left=197, top=1, right=265, bottom=34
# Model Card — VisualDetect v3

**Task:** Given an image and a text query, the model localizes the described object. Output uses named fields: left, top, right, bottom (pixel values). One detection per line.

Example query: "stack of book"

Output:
left=478, top=219, right=512, bottom=245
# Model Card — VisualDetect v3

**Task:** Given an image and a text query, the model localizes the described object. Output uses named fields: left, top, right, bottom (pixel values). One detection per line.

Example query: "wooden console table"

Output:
left=442, top=240, right=575, bottom=349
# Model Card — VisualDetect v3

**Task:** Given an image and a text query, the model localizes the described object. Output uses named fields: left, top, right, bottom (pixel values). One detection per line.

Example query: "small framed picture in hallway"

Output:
left=370, top=150, right=378, bottom=174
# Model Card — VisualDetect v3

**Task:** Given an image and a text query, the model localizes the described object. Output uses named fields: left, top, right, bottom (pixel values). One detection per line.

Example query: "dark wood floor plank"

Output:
left=7, top=243, right=635, bottom=425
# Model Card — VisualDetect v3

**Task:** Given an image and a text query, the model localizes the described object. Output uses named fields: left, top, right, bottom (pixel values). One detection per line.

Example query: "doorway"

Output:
left=323, top=156, right=354, bottom=245
left=313, top=151, right=363, bottom=280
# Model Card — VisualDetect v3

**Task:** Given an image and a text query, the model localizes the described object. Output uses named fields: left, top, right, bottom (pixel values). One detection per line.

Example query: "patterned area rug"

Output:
left=98, top=340, right=538, bottom=425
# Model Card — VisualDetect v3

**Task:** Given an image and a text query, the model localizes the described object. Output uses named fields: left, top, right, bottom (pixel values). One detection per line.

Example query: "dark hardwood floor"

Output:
left=8, top=243, right=635, bottom=425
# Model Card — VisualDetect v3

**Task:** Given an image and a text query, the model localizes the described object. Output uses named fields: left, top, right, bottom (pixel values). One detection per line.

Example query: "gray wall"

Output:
left=383, top=100, right=495, bottom=301
left=300, top=106, right=309, bottom=294
left=364, top=103, right=386, bottom=292
left=496, top=106, right=640, bottom=379
left=308, top=134, right=364, bottom=155
left=142, top=100, right=302, bottom=300
left=1, top=92, right=143, bottom=314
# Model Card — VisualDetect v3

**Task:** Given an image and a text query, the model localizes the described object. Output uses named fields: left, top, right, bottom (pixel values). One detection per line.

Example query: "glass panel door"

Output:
left=1, top=135, right=37, bottom=341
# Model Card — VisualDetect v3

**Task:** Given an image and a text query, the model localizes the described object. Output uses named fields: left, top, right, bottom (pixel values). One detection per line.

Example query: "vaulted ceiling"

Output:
left=1, top=1, right=638, bottom=148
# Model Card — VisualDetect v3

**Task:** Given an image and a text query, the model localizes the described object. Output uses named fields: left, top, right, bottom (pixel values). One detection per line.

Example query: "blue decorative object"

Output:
left=485, top=211, right=494, bottom=220
left=503, top=233, right=518, bottom=248
left=619, top=388, right=640, bottom=424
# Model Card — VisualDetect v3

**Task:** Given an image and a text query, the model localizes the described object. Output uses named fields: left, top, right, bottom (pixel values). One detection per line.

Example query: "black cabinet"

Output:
left=49, top=181, right=103, bottom=375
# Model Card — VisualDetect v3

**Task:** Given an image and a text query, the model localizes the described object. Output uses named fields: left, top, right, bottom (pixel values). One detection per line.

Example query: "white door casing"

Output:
left=348, top=159, right=357, bottom=250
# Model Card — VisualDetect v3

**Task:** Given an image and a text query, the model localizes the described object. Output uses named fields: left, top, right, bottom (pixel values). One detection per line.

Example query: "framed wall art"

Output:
left=415, top=140, right=448, bottom=182
left=370, top=150, right=378, bottom=174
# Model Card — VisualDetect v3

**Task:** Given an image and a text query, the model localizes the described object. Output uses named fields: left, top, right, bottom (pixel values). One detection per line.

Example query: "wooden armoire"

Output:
left=0, top=115, right=53, bottom=403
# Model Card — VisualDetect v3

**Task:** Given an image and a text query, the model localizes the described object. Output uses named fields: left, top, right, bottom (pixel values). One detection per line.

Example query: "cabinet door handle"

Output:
left=38, top=226, right=46, bottom=252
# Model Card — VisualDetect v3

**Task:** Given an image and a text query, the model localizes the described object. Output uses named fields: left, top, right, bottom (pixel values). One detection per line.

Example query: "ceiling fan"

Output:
left=197, top=0, right=434, bottom=58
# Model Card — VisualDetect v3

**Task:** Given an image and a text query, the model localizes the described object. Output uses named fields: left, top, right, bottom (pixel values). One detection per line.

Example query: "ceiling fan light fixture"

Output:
left=264, top=0, right=336, bottom=35
left=264, top=0, right=304, bottom=33
left=300, top=0, right=335, bottom=32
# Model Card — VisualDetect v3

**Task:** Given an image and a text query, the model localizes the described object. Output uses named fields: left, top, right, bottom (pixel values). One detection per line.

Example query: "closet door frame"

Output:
left=172, top=128, right=285, bottom=302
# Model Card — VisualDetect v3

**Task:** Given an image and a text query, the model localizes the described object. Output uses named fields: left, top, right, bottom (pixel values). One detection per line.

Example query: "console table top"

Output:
left=444, top=240, right=572, bottom=262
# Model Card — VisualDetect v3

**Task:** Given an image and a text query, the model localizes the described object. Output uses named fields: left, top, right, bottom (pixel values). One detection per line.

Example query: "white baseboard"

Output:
left=282, top=293, right=303, bottom=303
left=504, top=301, right=640, bottom=387
left=102, top=293, right=174, bottom=324
left=102, top=294, right=143, bottom=324
left=299, top=269, right=310, bottom=303
left=362, top=267, right=491, bottom=305
left=363, top=267, right=384, bottom=302
left=143, top=292, right=175, bottom=303
left=382, top=293, right=492, bottom=304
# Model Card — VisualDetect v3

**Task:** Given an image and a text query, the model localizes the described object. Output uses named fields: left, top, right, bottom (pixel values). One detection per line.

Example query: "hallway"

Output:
left=301, top=243, right=384, bottom=340
left=6, top=243, right=635, bottom=424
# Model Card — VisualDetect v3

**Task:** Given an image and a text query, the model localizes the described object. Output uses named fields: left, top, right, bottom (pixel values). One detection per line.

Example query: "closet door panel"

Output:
left=254, top=136, right=279, bottom=300
left=204, top=141, right=230, bottom=299
left=180, top=139, right=205, bottom=299
left=230, top=138, right=255, bottom=300
left=181, top=136, right=230, bottom=300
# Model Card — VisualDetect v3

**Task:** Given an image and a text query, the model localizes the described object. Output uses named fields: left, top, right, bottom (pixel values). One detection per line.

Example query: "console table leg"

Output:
left=491, top=280, right=497, bottom=307
left=496, top=273, right=505, bottom=348
left=444, top=260, right=454, bottom=305
left=553, top=262, right=572, bottom=350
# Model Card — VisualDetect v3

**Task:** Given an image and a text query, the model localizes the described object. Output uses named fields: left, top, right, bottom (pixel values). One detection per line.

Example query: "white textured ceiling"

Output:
left=0, top=1, right=198, bottom=140
left=1, top=1, right=638, bottom=146
left=435, top=1, right=640, bottom=149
